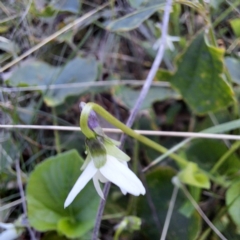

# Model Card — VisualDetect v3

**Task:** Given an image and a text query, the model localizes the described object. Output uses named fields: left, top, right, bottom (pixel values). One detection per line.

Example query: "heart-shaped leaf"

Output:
left=27, top=150, right=99, bottom=238
left=158, top=33, right=234, bottom=114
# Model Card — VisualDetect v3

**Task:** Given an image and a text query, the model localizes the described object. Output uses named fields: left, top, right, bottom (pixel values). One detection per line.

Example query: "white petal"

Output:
left=97, top=172, right=108, bottom=183
left=64, top=160, right=97, bottom=208
left=0, top=228, right=18, bottom=240
left=119, top=162, right=128, bottom=195
left=0, top=223, right=14, bottom=229
left=100, top=156, right=146, bottom=196
left=93, top=173, right=105, bottom=199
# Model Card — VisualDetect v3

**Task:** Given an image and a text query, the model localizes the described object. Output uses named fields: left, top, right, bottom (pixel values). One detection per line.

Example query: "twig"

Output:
left=92, top=0, right=173, bottom=239
left=2, top=124, right=240, bottom=140
left=181, top=184, right=227, bottom=240
left=121, top=0, right=172, bottom=135
left=0, top=81, right=170, bottom=92
left=15, top=159, right=37, bottom=240
left=91, top=182, right=111, bottom=239
left=0, top=199, right=23, bottom=212
left=160, top=185, right=179, bottom=240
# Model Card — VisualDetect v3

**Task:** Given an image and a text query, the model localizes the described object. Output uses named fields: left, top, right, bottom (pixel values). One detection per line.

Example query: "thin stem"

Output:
left=160, top=185, right=179, bottom=240
left=198, top=207, right=228, bottom=240
left=3, top=124, right=240, bottom=140
left=180, top=184, right=227, bottom=240
left=121, top=0, right=173, bottom=134
left=81, top=103, right=187, bottom=166
left=15, top=159, right=37, bottom=240
left=91, top=182, right=111, bottom=239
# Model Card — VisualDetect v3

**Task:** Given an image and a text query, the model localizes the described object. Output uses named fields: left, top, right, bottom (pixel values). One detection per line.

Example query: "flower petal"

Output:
left=100, top=155, right=146, bottom=196
left=0, top=228, right=18, bottom=240
left=104, top=142, right=130, bottom=162
left=93, top=173, right=105, bottom=199
left=97, top=172, right=108, bottom=183
left=64, top=160, right=97, bottom=208
left=119, top=162, right=128, bottom=195
left=80, top=154, right=91, bottom=170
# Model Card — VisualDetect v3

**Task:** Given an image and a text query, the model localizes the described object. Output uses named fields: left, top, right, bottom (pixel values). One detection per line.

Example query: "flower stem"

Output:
left=81, top=102, right=188, bottom=166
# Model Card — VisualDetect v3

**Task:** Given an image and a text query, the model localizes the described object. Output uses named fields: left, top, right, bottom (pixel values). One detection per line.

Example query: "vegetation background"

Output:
left=1, top=0, right=240, bottom=239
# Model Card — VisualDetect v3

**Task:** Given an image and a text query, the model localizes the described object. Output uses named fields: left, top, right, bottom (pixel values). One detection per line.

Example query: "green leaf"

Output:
left=143, top=118, right=240, bottom=172
left=168, top=33, right=234, bottom=114
left=7, top=57, right=99, bottom=107
left=226, top=180, right=240, bottom=226
left=114, top=86, right=179, bottom=110
left=107, top=4, right=164, bottom=32
left=178, top=162, right=210, bottom=189
left=27, top=150, right=99, bottom=238
left=225, top=57, right=240, bottom=84
left=230, top=18, right=240, bottom=37
left=129, top=0, right=165, bottom=8
left=7, top=60, right=59, bottom=86
left=51, top=0, right=80, bottom=13
left=129, top=0, right=145, bottom=8
left=44, top=57, right=98, bottom=107
left=179, top=187, right=201, bottom=218
left=0, top=38, right=19, bottom=55
left=185, top=139, right=240, bottom=175
left=137, top=167, right=201, bottom=239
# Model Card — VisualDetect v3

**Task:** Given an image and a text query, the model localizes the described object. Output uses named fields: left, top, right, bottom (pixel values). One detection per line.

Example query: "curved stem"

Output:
left=80, top=102, right=187, bottom=166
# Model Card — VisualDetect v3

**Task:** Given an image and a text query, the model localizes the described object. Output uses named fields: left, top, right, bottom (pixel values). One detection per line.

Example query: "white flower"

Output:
left=0, top=223, right=18, bottom=240
left=64, top=155, right=146, bottom=208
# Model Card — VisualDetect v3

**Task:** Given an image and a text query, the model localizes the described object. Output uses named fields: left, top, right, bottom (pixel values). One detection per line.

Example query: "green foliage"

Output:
left=7, top=57, right=99, bottom=107
left=159, top=33, right=234, bottom=114
left=185, top=139, right=240, bottom=176
left=226, top=180, right=240, bottom=226
left=229, top=18, right=240, bottom=37
left=225, top=57, right=240, bottom=84
left=52, top=0, right=80, bottom=14
left=114, top=86, right=179, bottom=110
left=27, top=150, right=99, bottom=238
left=2, top=0, right=240, bottom=239
left=137, top=167, right=201, bottom=239
left=107, top=4, right=164, bottom=32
